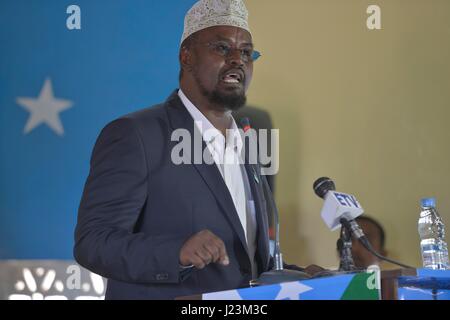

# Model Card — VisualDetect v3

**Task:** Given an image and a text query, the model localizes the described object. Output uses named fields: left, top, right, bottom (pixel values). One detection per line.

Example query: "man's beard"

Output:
left=195, top=72, right=247, bottom=111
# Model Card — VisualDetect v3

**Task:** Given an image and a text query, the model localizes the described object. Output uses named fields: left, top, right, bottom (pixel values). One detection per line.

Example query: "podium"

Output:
left=178, top=269, right=450, bottom=300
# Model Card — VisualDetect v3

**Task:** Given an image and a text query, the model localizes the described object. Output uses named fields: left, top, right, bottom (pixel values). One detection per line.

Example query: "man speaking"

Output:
left=75, top=0, right=294, bottom=299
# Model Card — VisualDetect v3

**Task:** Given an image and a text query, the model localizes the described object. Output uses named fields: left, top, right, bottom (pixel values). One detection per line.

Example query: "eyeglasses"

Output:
left=201, top=41, right=261, bottom=62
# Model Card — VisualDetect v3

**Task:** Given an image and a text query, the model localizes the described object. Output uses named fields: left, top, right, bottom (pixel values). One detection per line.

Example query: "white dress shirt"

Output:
left=178, top=89, right=258, bottom=278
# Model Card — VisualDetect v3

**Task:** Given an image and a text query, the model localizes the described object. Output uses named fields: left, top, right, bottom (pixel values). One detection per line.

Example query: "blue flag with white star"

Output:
left=0, top=0, right=196, bottom=259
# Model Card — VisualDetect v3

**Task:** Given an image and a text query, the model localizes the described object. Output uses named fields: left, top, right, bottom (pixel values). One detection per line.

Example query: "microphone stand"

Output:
left=337, top=218, right=358, bottom=272
left=250, top=173, right=311, bottom=286
left=340, top=218, right=414, bottom=269
left=312, top=217, right=413, bottom=278
left=310, top=220, right=365, bottom=278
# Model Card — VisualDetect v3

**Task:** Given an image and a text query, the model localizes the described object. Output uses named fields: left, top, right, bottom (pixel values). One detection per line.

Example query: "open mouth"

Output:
left=221, top=70, right=243, bottom=84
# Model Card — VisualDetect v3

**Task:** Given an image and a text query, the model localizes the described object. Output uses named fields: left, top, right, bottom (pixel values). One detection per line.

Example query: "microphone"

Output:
left=240, top=117, right=251, bottom=133
left=313, top=177, right=364, bottom=232
left=239, top=118, right=310, bottom=285
left=313, top=177, right=413, bottom=270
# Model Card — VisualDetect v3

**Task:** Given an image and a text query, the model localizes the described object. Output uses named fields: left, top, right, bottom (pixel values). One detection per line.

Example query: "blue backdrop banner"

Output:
left=0, top=0, right=197, bottom=258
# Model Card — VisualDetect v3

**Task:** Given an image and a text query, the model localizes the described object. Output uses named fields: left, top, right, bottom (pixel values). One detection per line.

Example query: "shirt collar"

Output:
left=178, top=89, right=243, bottom=152
left=178, top=89, right=221, bottom=144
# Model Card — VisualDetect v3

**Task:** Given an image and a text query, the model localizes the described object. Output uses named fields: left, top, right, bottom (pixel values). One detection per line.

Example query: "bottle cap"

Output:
left=421, top=197, right=436, bottom=208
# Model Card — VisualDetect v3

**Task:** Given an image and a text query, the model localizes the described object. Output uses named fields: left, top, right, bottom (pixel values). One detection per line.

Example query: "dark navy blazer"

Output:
left=74, top=90, right=271, bottom=299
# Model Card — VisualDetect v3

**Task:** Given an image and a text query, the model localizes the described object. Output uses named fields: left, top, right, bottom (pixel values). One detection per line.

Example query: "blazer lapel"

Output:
left=165, top=91, right=249, bottom=257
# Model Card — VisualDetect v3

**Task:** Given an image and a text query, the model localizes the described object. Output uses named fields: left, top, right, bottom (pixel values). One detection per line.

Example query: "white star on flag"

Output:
left=16, top=78, right=73, bottom=136
left=275, top=281, right=313, bottom=300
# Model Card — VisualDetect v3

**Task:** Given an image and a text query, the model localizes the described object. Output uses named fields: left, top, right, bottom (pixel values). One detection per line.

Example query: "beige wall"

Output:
left=246, top=0, right=450, bottom=268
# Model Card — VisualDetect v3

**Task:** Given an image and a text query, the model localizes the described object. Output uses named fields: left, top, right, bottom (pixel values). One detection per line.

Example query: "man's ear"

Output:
left=180, top=46, right=194, bottom=72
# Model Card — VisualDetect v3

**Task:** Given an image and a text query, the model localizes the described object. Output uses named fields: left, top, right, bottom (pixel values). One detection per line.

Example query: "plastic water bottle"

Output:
left=418, top=197, right=449, bottom=270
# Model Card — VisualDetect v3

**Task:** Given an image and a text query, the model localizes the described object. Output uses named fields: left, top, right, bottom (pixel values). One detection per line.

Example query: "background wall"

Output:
left=1, top=1, right=449, bottom=269
left=246, top=0, right=450, bottom=268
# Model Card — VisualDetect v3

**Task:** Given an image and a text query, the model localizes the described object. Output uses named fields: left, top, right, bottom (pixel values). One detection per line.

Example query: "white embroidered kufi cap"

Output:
left=181, top=0, right=251, bottom=45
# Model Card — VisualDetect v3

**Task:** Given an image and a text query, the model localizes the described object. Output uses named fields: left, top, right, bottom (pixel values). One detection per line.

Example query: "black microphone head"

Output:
left=240, top=117, right=251, bottom=132
left=313, top=177, right=336, bottom=198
